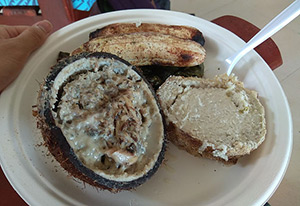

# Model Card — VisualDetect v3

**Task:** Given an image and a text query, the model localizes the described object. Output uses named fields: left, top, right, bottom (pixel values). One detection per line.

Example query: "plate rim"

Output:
left=0, top=9, right=293, bottom=206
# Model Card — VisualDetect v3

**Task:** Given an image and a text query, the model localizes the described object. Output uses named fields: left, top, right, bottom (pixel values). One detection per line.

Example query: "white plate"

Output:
left=0, top=9, right=292, bottom=206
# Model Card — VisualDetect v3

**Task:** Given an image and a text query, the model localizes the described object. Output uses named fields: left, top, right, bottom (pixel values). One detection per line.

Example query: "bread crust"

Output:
left=167, top=121, right=238, bottom=165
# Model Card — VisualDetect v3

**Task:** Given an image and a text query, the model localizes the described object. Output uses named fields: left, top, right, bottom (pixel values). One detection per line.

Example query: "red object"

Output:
left=212, top=15, right=283, bottom=70
left=0, top=169, right=27, bottom=206
left=2, top=6, right=38, bottom=17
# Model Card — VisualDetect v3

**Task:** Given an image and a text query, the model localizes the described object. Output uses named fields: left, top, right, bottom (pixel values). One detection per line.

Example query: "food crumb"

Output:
left=32, top=109, right=38, bottom=117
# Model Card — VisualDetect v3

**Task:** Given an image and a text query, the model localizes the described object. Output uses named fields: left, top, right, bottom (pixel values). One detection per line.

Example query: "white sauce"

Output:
left=50, top=57, right=164, bottom=181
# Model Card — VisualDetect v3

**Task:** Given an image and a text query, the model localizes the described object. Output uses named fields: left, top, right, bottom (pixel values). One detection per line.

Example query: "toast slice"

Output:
left=71, top=32, right=206, bottom=67
left=89, top=23, right=205, bottom=46
left=157, top=74, right=266, bottom=164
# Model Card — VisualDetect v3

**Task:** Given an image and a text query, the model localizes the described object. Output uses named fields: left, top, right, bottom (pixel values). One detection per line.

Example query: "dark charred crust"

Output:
left=57, top=51, right=71, bottom=62
left=39, top=116, right=111, bottom=190
left=191, top=31, right=205, bottom=46
left=90, top=52, right=133, bottom=67
left=38, top=52, right=167, bottom=191
left=180, top=54, right=193, bottom=62
left=89, top=29, right=102, bottom=40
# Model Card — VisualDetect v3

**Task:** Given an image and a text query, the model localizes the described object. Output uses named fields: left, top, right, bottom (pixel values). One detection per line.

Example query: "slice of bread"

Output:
left=157, top=74, right=266, bottom=164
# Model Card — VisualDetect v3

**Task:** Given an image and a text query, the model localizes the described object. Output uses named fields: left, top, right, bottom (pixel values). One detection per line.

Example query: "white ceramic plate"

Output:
left=0, top=10, right=292, bottom=206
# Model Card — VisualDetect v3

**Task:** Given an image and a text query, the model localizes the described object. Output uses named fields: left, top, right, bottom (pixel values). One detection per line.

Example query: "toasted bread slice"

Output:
left=71, top=32, right=206, bottom=67
left=157, top=74, right=266, bottom=164
left=89, top=23, right=205, bottom=46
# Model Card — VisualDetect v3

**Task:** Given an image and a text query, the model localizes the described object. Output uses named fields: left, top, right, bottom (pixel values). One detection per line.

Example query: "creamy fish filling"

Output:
left=53, top=59, right=157, bottom=175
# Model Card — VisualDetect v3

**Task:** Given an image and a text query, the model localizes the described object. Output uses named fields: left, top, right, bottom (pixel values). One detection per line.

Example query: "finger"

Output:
left=0, top=25, right=30, bottom=39
left=15, top=20, right=53, bottom=52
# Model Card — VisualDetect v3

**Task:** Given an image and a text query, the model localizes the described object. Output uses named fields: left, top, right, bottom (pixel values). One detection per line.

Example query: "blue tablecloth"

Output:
left=0, top=0, right=96, bottom=11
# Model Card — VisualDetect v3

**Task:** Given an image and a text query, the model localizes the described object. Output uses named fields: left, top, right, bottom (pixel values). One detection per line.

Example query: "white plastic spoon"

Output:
left=226, top=0, right=300, bottom=76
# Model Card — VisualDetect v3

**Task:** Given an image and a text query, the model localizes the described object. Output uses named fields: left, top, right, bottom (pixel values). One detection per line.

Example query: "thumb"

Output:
left=16, top=20, right=53, bottom=52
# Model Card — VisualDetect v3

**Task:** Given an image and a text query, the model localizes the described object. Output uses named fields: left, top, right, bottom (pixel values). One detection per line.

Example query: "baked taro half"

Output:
left=37, top=52, right=166, bottom=192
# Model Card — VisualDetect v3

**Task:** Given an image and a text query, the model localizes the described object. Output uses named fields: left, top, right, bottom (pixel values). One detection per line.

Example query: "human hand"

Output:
left=0, top=20, right=53, bottom=93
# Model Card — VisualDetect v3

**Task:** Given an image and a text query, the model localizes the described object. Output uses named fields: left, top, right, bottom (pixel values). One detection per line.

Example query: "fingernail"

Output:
left=35, top=20, right=53, bottom=34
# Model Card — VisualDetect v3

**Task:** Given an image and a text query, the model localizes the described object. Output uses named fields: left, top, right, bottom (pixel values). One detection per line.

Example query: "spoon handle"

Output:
left=226, top=0, right=300, bottom=75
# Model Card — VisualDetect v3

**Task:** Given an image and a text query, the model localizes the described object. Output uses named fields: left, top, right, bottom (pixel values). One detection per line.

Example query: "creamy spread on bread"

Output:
left=157, top=74, right=266, bottom=163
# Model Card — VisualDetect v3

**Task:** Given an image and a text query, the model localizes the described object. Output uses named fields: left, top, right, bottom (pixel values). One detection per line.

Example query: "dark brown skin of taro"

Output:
left=41, top=52, right=167, bottom=191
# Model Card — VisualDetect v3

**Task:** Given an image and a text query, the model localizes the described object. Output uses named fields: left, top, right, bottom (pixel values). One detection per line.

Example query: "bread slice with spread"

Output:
left=157, top=74, right=266, bottom=164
